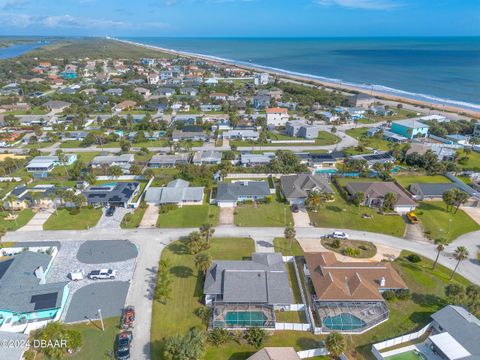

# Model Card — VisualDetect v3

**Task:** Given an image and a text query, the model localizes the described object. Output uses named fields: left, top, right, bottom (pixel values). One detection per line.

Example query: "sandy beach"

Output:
left=113, top=37, right=480, bottom=119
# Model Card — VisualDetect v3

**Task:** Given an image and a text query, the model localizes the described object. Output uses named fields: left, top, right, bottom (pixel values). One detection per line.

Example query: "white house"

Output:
left=266, top=108, right=289, bottom=126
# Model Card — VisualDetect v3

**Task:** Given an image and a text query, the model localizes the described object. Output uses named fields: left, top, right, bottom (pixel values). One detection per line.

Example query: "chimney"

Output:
left=34, top=266, right=46, bottom=285
left=379, top=276, right=386, bottom=287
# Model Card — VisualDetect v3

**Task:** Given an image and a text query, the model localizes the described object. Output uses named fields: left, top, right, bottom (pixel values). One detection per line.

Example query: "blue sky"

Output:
left=0, top=0, right=479, bottom=37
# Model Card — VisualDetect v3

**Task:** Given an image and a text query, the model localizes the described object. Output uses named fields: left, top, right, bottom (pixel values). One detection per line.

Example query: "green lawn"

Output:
left=308, top=188, right=406, bottom=237
left=349, top=251, right=473, bottom=359
left=43, top=208, right=102, bottom=230
left=273, top=237, right=304, bottom=256
left=157, top=204, right=219, bottom=228
left=234, top=202, right=293, bottom=227
left=150, top=168, right=180, bottom=187
left=23, top=141, right=54, bottom=149
left=393, top=174, right=451, bottom=189
left=121, top=205, right=147, bottom=229
left=346, top=127, right=391, bottom=150
left=59, top=140, right=83, bottom=148
left=151, top=237, right=328, bottom=360
left=66, top=317, right=119, bottom=360
left=73, top=152, right=101, bottom=163
left=416, top=201, right=480, bottom=242
left=457, top=150, right=480, bottom=171
left=0, top=209, right=35, bottom=231
left=275, top=311, right=307, bottom=323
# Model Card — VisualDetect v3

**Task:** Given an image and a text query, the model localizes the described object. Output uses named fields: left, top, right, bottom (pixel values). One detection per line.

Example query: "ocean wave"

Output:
left=118, top=37, right=480, bottom=112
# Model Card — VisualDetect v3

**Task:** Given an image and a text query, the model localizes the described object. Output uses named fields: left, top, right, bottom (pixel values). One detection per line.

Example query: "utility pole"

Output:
left=98, top=308, right=104, bottom=331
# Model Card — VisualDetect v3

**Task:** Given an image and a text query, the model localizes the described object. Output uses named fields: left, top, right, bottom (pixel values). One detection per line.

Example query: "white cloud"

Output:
left=0, top=12, right=169, bottom=29
left=316, top=0, right=400, bottom=10
left=0, top=0, right=27, bottom=9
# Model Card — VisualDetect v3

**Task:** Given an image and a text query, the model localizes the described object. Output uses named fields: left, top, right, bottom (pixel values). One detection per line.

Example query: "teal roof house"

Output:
left=390, top=119, right=429, bottom=140
left=0, top=251, right=69, bottom=333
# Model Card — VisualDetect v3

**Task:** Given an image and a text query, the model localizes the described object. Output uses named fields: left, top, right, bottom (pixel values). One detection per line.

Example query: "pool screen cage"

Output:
left=210, top=303, right=276, bottom=329
left=314, top=301, right=389, bottom=332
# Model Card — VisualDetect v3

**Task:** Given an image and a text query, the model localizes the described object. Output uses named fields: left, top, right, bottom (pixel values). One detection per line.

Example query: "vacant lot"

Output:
left=157, top=204, right=219, bottom=228
left=416, top=201, right=480, bottom=242
left=393, top=174, right=451, bottom=189
left=43, top=208, right=102, bottom=230
left=234, top=202, right=294, bottom=227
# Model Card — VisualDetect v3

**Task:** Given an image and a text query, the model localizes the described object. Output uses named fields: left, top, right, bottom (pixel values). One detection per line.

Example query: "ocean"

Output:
left=122, top=37, right=480, bottom=111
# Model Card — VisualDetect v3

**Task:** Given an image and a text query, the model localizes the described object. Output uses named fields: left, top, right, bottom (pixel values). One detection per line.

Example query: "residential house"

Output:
left=253, top=95, right=271, bottom=110
left=3, top=184, right=69, bottom=210
left=253, top=73, right=270, bottom=86
left=409, top=182, right=479, bottom=202
left=200, top=104, right=222, bottom=112
left=266, top=108, right=289, bottom=126
left=286, top=120, right=320, bottom=139
left=180, top=87, right=198, bottom=97
left=349, top=151, right=396, bottom=169
left=406, top=143, right=456, bottom=161
left=372, top=305, right=480, bottom=360
left=210, top=92, right=228, bottom=101
left=26, top=155, right=77, bottom=178
left=144, top=179, right=204, bottom=206
left=348, top=93, right=375, bottom=108
left=192, top=150, right=222, bottom=165
left=148, top=153, right=190, bottom=168
left=280, top=174, right=333, bottom=205
left=113, top=100, right=137, bottom=112
left=159, top=88, right=175, bottom=97
left=91, top=154, right=134, bottom=169
left=43, top=100, right=71, bottom=113
left=304, top=252, right=407, bottom=333
left=104, top=88, right=123, bottom=96
left=240, top=152, right=275, bottom=167
left=390, top=119, right=429, bottom=140
left=345, top=181, right=417, bottom=213
left=296, top=151, right=345, bottom=169
left=172, top=129, right=208, bottom=142
left=204, top=252, right=293, bottom=329
left=214, top=181, right=271, bottom=207
left=223, top=129, right=259, bottom=141
left=135, top=87, right=151, bottom=97
left=0, top=251, right=69, bottom=333
left=83, top=182, right=140, bottom=208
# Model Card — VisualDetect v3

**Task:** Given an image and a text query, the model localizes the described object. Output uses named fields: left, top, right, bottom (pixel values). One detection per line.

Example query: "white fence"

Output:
left=287, top=304, right=305, bottom=311
left=275, top=322, right=311, bottom=331
left=0, top=177, right=22, bottom=182
left=95, top=175, right=147, bottom=181
left=371, top=323, right=431, bottom=360
left=270, top=139, right=315, bottom=144
left=297, top=347, right=328, bottom=359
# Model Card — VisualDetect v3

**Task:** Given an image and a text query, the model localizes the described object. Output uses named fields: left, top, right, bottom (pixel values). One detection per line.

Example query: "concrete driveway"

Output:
left=94, top=207, right=132, bottom=229
left=292, top=206, right=312, bottom=227
left=460, top=206, right=480, bottom=225
left=17, top=208, right=53, bottom=232
left=219, top=207, right=234, bottom=225
left=139, top=204, right=158, bottom=228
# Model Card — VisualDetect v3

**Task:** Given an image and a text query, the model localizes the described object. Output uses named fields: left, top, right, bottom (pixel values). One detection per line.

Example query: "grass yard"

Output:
left=273, top=237, right=304, bottom=256
left=157, top=204, right=219, bottom=228
left=23, top=141, right=54, bottom=149
left=59, top=140, right=83, bottom=148
left=43, top=208, right=102, bottom=230
left=393, top=174, right=450, bottom=189
left=150, top=168, right=180, bottom=187
left=67, top=317, right=119, bottom=360
left=151, top=237, right=328, bottom=360
left=286, top=262, right=303, bottom=304
left=308, top=188, right=406, bottom=237
left=457, top=150, right=480, bottom=171
left=231, top=131, right=339, bottom=147
left=0, top=209, right=35, bottom=231
left=275, top=311, right=307, bottom=323
left=74, top=151, right=102, bottom=163
left=348, top=251, right=473, bottom=359
left=234, top=202, right=294, bottom=227
left=121, top=205, right=147, bottom=229
left=416, top=201, right=480, bottom=242
left=346, top=127, right=391, bottom=150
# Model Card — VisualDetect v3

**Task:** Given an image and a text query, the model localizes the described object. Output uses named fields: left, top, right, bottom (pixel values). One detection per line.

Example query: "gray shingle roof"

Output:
left=216, top=181, right=270, bottom=201
left=280, top=174, right=333, bottom=200
left=430, top=305, right=480, bottom=359
left=0, top=252, right=68, bottom=313
left=412, top=183, right=464, bottom=197
left=145, top=179, right=204, bottom=204
left=204, top=253, right=293, bottom=305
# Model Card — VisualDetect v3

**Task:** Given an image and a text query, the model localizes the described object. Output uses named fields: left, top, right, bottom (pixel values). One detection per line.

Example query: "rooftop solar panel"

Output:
left=31, top=292, right=58, bottom=310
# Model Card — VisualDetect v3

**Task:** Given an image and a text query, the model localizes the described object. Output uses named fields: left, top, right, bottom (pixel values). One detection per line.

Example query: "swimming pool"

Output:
left=322, top=313, right=366, bottom=331
left=315, top=169, right=338, bottom=174
left=100, top=182, right=117, bottom=187
left=225, top=311, right=266, bottom=327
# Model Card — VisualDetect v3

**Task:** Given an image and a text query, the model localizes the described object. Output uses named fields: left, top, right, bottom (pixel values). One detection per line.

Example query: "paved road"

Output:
left=4, top=225, right=480, bottom=360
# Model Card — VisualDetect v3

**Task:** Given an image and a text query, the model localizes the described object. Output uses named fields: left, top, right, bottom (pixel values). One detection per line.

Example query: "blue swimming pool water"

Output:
left=323, top=313, right=366, bottom=331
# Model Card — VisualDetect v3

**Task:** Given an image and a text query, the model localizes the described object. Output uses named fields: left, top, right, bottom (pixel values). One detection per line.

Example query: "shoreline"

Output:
left=112, top=37, right=480, bottom=118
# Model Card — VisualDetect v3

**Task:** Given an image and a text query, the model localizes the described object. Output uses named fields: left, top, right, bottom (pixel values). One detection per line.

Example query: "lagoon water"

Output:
left=0, top=42, right=45, bottom=60
left=123, top=37, right=480, bottom=111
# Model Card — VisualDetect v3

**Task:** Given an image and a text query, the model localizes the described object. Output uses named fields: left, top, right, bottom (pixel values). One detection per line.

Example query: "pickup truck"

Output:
left=116, top=331, right=133, bottom=360
left=88, top=269, right=117, bottom=280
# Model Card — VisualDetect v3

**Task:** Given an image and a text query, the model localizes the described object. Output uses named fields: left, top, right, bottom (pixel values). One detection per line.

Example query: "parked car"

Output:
left=69, top=269, right=85, bottom=281
left=328, top=231, right=350, bottom=240
left=290, top=204, right=299, bottom=213
left=106, top=206, right=116, bottom=217
left=406, top=211, right=419, bottom=224
left=116, top=331, right=133, bottom=360
left=88, top=269, right=117, bottom=280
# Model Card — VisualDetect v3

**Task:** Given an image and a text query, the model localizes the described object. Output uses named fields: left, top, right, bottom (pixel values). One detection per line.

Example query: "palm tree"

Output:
left=325, top=332, right=346, bottom=359
left=284, top=226, right=296, bottom=250
left=432, top=239, right=447, bottom=270
left=108, top=165, right=123, bottom=178
left=305, top=191, right=321, bottom=212
left=450, top=246, right=469, bottom=280
left=199, top=223, right=215, bottom=245
left=453, top=189, right=468, bottom=214
left=195, top=253, right=212, bottom=275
